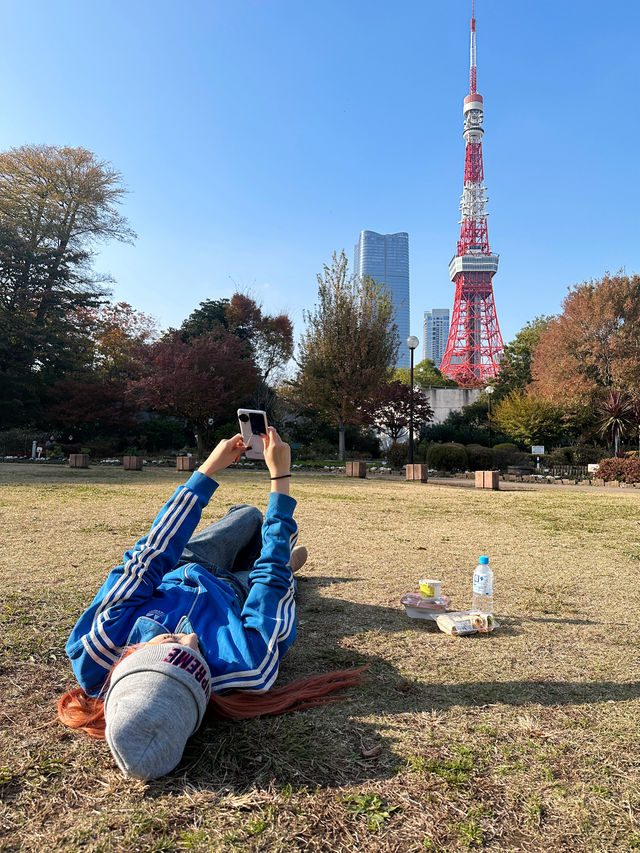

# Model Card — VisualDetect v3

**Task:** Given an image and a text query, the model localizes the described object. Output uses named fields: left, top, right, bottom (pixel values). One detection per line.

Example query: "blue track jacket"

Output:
left=65, top=472, right=297, bottom=698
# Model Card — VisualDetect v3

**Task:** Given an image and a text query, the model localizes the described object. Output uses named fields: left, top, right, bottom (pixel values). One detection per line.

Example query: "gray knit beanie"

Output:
left=104, top=643, right=212, bottom=780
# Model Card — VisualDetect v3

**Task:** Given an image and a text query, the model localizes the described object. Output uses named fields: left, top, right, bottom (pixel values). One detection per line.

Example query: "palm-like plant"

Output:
left=598, top=391, right=633, bottom=457
left=630, top=397, right=640, bottom=457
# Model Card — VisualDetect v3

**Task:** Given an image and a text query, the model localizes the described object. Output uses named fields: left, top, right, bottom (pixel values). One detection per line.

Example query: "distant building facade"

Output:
left=423, top=309, right=450, bottom=368
left=353, top=230, right=410, bottom=368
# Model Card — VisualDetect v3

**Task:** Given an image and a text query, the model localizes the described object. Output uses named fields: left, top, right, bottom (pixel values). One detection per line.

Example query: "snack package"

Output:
left=436, top=610, right=498, bottom=636
left=436, top=611, right=476, bottom=635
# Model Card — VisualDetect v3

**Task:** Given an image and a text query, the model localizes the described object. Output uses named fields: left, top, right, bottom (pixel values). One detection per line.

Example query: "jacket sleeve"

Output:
left=65, top=471, right=217, bottom=696
left=210, top=491, right=298, bottom=694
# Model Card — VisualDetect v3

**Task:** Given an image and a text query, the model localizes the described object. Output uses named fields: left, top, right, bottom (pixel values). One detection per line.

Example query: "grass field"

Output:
left=1, top=463, right=639, bottom=852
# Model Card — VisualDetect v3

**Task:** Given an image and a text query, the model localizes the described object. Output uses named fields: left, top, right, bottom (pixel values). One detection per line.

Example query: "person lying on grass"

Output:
left=59, top=427, right=363, bottom=780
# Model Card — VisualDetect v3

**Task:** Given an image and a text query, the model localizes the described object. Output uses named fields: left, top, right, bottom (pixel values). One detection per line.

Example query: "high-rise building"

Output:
left=440, top=2, right=504, bottom=386
left=353, top=230, right=410, bottom=368
left=423, top=309, right=450, bottom=368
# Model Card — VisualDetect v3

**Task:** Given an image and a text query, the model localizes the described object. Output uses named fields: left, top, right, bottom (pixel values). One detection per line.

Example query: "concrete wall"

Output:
left=423, top=387, right=481, bottom=424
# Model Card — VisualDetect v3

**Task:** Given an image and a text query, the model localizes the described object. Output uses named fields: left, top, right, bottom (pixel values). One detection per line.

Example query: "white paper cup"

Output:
left=419, top=579, right=442, bottom=599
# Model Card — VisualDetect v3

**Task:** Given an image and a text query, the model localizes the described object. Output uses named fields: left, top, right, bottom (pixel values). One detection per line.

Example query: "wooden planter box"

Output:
left=406, top=464, right=428, bottom=482
left=176, top=456, right=197, bottom=471
left=69, top=453, right=89, bottom=468
left=123, top=456, right=143, bottom=471
left=346, top=461, right=367, bottom=478
left=475, top=470, right=499, bottom=490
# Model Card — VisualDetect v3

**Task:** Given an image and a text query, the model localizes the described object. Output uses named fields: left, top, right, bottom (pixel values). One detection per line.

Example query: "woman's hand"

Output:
left=198, top=434, right=247, bottom=478
left=262, top=427, right=291, bottom=494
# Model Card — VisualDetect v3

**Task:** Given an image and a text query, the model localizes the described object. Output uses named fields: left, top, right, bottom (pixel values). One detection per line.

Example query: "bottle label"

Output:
left=473, top=571, right=492, bottom=595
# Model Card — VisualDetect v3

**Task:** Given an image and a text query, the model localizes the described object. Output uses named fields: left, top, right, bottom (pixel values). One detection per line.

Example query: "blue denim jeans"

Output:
left=176, top=504, right=263, bottom=604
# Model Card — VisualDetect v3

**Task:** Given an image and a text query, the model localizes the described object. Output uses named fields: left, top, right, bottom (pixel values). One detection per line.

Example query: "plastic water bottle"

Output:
left=471, top=556, right=493, bottom=615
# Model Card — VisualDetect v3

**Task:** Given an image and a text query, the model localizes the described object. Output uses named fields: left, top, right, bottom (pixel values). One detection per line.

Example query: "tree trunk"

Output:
left=195, top=431, right=204, bottom=460
left=338, top=415, right=346, bottom=461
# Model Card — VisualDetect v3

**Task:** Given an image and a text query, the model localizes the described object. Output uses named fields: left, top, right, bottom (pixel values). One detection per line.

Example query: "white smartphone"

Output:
left=237, top=409, right=268, bottom=460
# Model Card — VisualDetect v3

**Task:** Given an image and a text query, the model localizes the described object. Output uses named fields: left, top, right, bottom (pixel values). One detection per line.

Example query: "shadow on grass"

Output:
left=146, top=574, right=638, bottom=795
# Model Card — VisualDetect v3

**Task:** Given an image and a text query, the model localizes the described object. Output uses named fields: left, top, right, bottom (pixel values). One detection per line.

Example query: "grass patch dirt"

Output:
left=1, top=464, right=639, bottom=851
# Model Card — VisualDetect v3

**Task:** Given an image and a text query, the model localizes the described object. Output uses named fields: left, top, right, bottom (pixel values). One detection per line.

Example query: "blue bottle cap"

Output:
left=478, top=556, right=489, bottom=564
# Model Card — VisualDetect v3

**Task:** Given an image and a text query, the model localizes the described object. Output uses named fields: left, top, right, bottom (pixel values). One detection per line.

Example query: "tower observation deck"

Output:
left=439, top=1, right=504, bottom=387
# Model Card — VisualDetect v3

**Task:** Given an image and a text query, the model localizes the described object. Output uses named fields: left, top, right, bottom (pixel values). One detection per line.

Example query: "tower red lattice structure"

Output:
left=440, top=1, right=504, bottom=387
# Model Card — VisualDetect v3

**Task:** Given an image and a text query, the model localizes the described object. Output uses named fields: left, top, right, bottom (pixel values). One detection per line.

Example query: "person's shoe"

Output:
left=290, top=545, right=308, bottom=574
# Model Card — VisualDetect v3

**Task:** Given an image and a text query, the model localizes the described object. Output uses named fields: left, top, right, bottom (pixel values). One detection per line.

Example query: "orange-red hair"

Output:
left=58, top=647, right=366, bottom=739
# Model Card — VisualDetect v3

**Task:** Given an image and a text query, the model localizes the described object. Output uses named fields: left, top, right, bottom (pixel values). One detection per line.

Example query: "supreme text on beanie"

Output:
left=104, top=643, right=211, bottom=780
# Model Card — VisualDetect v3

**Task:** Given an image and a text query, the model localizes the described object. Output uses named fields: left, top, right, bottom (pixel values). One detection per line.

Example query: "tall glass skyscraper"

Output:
left=353, top=230, right=410, bottom=368
left=423, top=309, right=450, bottom=368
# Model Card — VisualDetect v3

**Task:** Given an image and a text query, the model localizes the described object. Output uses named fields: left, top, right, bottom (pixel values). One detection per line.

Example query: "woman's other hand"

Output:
left=262, top=427, right=291, bottom=494
left=198, top=434, right=247, bottom=478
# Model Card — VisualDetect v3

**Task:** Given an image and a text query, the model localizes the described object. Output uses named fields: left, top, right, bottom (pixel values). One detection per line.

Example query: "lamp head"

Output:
left=406, top=335, right=419, bottom=351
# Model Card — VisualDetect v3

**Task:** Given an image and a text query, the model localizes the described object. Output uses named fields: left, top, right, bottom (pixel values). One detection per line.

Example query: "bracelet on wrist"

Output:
left=270, top=473, right=291, bottom=480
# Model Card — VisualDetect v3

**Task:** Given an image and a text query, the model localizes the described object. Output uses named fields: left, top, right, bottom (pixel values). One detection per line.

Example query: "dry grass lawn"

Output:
left=1, top=463, right=639, bottom=852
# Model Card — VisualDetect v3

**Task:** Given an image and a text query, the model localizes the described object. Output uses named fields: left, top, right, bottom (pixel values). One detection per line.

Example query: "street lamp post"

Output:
left=485, top=386, right=494, bottom=448
left=407, top=336, right=420, bottom=465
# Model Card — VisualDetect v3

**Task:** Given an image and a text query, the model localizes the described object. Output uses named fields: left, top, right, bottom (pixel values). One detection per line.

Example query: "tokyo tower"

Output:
left=440, top=1, right=504, bottom=386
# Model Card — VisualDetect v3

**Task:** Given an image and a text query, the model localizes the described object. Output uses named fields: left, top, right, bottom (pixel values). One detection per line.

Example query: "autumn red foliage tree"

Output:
left=531, top=272, right=640, bottom=404
left=48, top=378, right=138, bottom=439
left=48, top=302, right=157, bottom=442
left=360, top=380, right=433, bottom=444
left=129, top=330, right=259, bottom=456
left=86, top=302, right=157, bottom=381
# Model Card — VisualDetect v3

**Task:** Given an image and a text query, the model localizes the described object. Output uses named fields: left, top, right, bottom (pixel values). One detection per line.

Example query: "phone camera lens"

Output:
left=239, top=413, right=249, bottom=422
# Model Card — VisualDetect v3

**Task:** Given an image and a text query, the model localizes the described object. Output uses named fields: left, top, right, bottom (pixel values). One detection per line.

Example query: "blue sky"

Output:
left=2, top=0, right=639, bottom=356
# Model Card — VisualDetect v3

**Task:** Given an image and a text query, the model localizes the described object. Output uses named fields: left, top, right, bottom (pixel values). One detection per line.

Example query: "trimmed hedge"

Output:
left=492, top=443, right=532, bottom=471
left=426, top=442, right=468, bottom=472
left=465, top=444, right=494, bottom=471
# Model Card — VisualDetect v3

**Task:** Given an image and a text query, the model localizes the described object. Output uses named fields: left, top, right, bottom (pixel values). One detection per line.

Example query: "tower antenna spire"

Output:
left=469, top=0, right=477, bottom=95
left=439, top=0, right=504, bottom=387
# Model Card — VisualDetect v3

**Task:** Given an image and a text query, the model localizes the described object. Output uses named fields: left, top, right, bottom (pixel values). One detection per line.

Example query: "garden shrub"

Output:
left=346, top=427, right=381, bottom=458
left=298, top=439, right=336, bottom=461
left=545, top=446, right=578, bottom=466
left=416, top=439, right=432, bottom=463
left=512, top=451, right=535, bottom=468
left=492, top=443, right=520, bottom=470
left=623, top=458, right=640, bottom=482
left=0, top=429, right=47, bottom=457
left=426, top=442, right=468, bottom=472
left=346, top=450, right=372, bottom=460
left=385, top=441, right=408, bottom=470
left=573, top=443, right=608, bottom=464
left=465, top=444, right=494, bottom=470
left=597, top=457, right=640, bottom=483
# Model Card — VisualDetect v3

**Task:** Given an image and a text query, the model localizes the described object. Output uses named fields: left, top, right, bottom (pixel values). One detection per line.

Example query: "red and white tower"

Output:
left=440, top=1, right=503, bottom=387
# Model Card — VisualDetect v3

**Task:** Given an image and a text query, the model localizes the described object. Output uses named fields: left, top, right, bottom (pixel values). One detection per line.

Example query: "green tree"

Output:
left=492, top=391, right=564, bottom=448
left=179, top=298, right=230, bottom=341
left=491, top=316, right=551, bottom=402
left=0, top=145, right=134, bottom=426
left=294, top=251, right=398, bottom=459
left=394, top=358, right=457, bottom=389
